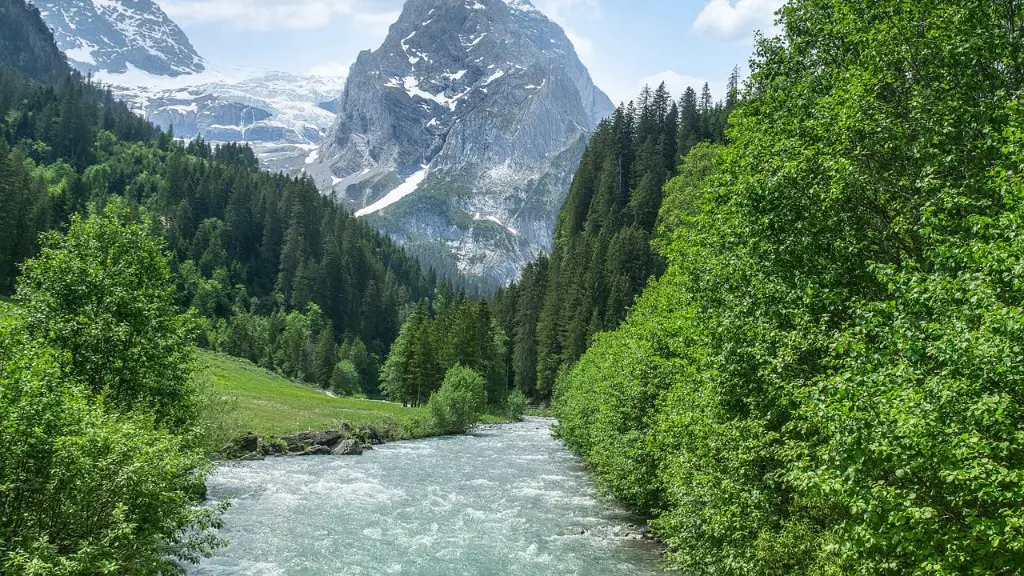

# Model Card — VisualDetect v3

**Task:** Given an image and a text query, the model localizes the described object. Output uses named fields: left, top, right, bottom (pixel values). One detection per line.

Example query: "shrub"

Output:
left=330, top=359, right=361, bottom=396
left=428, top=364, right=487, bottom=434
left=0, top=314, right=224, bottom=574
left=504, top=388, right=528, bottom=420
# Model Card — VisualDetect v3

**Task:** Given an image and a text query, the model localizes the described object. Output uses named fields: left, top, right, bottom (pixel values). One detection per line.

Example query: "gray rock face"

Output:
left=29, top=0, right=204, bottom=76
left=308, top=0, right=614, bottom=286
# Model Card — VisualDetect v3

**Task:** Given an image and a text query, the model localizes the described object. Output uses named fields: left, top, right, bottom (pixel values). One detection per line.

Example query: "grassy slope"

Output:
left=198, top=350, right=435, bottom=451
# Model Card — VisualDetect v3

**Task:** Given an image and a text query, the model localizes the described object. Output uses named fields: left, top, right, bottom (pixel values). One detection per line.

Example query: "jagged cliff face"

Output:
left=308, top=0, right=614, bottom=286
left=30, top=0, right=204, bottom=76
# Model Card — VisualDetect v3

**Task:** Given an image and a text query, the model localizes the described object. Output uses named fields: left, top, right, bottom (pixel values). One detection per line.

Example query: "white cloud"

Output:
left=692, top=0, right=784, bottom=41
left=157, top=0, right=402, bottom=32
left=564, top=29, right=594, bottom=60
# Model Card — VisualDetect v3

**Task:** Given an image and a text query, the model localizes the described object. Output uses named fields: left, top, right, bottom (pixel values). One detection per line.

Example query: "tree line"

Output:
left=488, top=78, right=738, bottom=401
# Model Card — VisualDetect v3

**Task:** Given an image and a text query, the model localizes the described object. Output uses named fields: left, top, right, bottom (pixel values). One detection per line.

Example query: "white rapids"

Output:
left=191, top=417, right=667, bottom=575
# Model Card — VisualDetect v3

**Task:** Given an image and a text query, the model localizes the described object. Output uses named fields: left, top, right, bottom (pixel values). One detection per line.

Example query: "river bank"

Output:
left=191, top=418, right=668, bottom=575
left=200, top=351, right=515, bottom=458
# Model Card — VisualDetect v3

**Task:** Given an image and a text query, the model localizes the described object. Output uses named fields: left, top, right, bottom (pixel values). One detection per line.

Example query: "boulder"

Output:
left=362, top=428, right=384, bottom=445
left=298, top=445, right=332, bottom=456
left=332, top=439, right=363, bottom=456
left=281, top=431, right=343, bottom=452
left=241, top=433, right=260, bottom=453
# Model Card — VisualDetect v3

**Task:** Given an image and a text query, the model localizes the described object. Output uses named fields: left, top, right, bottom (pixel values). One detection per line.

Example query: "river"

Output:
left=191, top=417, right=667, bottom=575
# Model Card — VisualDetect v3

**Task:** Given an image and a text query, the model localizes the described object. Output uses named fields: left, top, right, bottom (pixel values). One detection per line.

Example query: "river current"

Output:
left=192, top=417, right=667, bottom=575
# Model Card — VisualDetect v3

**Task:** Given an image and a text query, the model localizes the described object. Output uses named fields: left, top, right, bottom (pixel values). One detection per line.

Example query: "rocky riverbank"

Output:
left=220, top=424, right=385, bottom=460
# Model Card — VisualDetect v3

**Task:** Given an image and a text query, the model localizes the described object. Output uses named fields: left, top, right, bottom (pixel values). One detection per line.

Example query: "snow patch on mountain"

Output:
left=355, top=167, right=430, bottom=217
left=30, top=0, right=205, bottom=76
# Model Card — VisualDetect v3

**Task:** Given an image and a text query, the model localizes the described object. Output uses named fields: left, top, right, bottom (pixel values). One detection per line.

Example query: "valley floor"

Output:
left=199, top=351, right=510, bottom=454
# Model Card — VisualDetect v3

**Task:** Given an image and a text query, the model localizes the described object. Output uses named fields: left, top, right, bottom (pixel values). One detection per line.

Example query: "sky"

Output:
left=156, top=0, right=785, bottom=105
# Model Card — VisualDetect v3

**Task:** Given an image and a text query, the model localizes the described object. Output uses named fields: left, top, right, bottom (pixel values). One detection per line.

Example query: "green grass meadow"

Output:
left=198, top=351, right=435, bottom=452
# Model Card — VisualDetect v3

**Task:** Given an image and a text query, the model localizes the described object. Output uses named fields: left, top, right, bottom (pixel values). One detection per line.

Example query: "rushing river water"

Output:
left=192, top=417, right=667, bottom=575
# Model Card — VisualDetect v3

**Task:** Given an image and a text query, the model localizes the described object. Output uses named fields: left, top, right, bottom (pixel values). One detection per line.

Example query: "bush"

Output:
left=428, top=364, right=487, bottom=434
left=330, top=359, right=361, bottom=396
left=0, top=314, right=224, bottom=575
left=16, top=203, right=199, bottom=429
left=504, top=388, right=528, bottom=420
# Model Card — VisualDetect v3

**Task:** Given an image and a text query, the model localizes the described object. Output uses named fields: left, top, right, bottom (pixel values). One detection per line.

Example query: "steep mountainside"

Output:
left=0, top=0, right=71, bottom=84
left=308, top=0, right=614, bottom=286
left=29, top=0, right=204, bottom=76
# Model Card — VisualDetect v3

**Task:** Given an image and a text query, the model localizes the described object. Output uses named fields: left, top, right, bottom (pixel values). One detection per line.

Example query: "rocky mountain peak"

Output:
left=309, top=0, right=614, bottom=286
left=29, top=0, right=204, bottom=76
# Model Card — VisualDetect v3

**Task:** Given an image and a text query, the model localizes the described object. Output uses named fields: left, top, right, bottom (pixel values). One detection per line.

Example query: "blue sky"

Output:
left=157, top=0, right=784, bottom=104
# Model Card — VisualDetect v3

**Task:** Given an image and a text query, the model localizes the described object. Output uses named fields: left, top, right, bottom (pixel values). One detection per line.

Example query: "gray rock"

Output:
left=308, top=0, right=614, bottom=286
left=280, top=430, right=345, bottom=452
left=240, top=433, right=260, bottom=454
left=298, top=445, right=333, bottom=456
left=332, top=439, right=364, bottom=456
left=361, top=428, right=384, bottom=445
left=30, top=0, right=205, bottom=76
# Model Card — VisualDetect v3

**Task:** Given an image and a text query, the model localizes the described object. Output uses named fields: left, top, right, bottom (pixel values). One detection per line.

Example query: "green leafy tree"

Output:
left=16, top=202, right=198, bottom=427
left=329, top=359, right=361, bottom=396
left=428, top=364, right=487, bottom=434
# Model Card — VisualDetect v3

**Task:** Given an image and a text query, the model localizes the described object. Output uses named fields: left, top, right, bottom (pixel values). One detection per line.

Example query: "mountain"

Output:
left=0, top=0, right=71, bottom=84
left=29, top=0, right=204, bottom=76
left=106, top=71, right=347, bottom=173
left=28, top=0, right=346, bottom=172
left=307, top=0, right=614, bottom=286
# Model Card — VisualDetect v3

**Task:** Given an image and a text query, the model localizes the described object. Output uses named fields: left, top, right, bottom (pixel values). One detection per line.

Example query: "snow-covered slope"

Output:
left=30, top=0, right=204, bottom=76
left=103, top=69, right=347, bottom=172
left=31, top=0, right=347, bottom=173
left=307, top=0, right=614, bottom=286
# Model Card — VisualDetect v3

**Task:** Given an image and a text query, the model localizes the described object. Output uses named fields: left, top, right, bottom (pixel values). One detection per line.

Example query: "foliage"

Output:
left=554, top=0, right=1024, bottom=573
left=330, top=359, right=361, bottom=396
left=428, top=364, right=488, bottom=435
left=0, top=290, right=220, bottom=575
left=381, top=295, right=507, bottom=407
left=504, top=388, right=528, bottom=421
left=493, top=82, right=737, bottom=401
left=16, top=202, right=199, bottom=428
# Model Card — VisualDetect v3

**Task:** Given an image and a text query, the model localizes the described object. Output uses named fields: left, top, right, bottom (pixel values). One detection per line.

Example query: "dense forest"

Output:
left=0, top=0, right=457, bottom=396
left=553, top=0, right=1024, bottom=573
left=487, top=77, right=737, bottom=401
